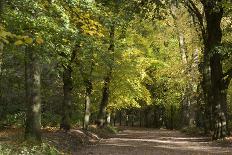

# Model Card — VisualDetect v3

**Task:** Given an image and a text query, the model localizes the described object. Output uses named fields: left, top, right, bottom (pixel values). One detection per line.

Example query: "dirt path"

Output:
left=77, top=128, right=232, bottom=155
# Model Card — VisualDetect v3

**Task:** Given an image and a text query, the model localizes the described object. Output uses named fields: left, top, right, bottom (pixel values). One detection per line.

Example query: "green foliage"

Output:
left=0, top=143, right=61, bottom=155
left=0, top=0, right=231, bottom=139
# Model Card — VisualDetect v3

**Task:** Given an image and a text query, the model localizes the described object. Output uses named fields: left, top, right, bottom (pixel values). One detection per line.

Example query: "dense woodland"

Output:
left=1, top=0, right=232, bottom=152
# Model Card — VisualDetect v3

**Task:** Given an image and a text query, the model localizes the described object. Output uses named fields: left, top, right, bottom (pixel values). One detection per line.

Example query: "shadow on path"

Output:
left=78, top=128, right=232, bottom=155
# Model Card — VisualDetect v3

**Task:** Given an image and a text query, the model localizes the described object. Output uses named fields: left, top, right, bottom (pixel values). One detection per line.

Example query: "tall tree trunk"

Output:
left=119, top=110, right=122, bottom=126
left=96, top=24, right=115, bottom=127
left=96, top=72, right=111, bottom=127
left=186, top=0, right=230, bottom=139
left=25, top=47, right=41, bottom=142
left=106, top=112, right=111, bottom=125
left=171, top=3, right=194, bottom=128
left=60, top=65, right=72, bottom=131
left=200, top=52, right=213, bottom=133
left=211, top=54, right=228, bottom=139
left=113, top=113, right=116, bottom=126
left=0, top=0, right=4, bottom=82
left=60, top=47, right=77, bottom=131
left=184, top=0, right=213, bottom=133
left=203, top=1, right=228, bottom=139
left=0, top=2, right=3, bottom=123
left=170, top=105, right=174, bottom=130
left=83, top=80, right=92, bottom=130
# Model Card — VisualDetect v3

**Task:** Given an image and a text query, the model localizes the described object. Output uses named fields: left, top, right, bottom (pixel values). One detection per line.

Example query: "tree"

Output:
left=185, top=0, right=232, bottom=139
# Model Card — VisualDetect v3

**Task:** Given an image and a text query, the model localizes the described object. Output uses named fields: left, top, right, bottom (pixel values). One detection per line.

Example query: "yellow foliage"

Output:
left=35, top=37, right=44, bottom=44
left=14, top=40, right=24, bottom=46
left=24, top=38, right=33, bottom=44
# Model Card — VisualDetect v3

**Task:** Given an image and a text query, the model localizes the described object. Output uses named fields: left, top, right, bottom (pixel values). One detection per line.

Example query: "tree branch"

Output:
left=184, top=0, right=204, bottom=28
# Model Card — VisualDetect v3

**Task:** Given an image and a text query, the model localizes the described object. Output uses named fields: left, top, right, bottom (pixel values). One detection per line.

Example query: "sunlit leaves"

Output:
left=14, top=40, right=24, bottom=46
left=35, top=37, right=44, bottom=44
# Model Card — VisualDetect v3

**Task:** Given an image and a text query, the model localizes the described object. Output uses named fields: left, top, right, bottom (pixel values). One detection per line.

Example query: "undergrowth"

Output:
left=0, top=142, right=63, bottom=155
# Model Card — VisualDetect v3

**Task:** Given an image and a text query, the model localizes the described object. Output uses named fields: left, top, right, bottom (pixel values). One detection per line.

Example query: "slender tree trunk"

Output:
left=106, top=112, right=111, bottom=125
left=144, top=108, right=149, bottom=128
left=25, top=47, right=41, bottom=142
left=82, top=78, right=93, bottom=129
left=97, top=74, right=111, bottom=127
left=83, top=80, right=92, bottom=130
left=96, top=25, right=115, bottom=127
left=140, top=110, right=142, bottom=127
left=112, top=111, right=116, bottom=126
left=0, top=0, right=4, bottom=113
left=119, top=111, right=122, bottom=126
left=131, top=113, right=134, bottom=127
left=171, top=3, right=194, bottom=128
left=80, top=52, right=94, bottom=129
left=170, top=105, right=174, bottom=130
left=126, top=114, right=129, bottom=126
left=60, top=47, right=77, bottom=131
left=60, top=65, right=72, bottom=131
left=200, top=55, right=213, bottom=133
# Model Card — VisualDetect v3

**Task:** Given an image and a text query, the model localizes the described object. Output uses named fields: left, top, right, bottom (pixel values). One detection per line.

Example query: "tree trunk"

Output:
left=96, top=73, right=111, bottom=127
left=83, top=80, right=92, bottom=130
left=131, top=113, right=134, bottom=127
left=171, top=3, right=195, bottom=128
left=140, top=110, right=142, bottom=127
left=25, top=47, right=41, bottom=142
left=96, top=25, right=115, bottom=127
left=106, top=112, right=111, bottom=125
left=126, top=114, right=129, bottom=126
left=60, top=65, right=72, bottom=131
left=203, top=1, right=228, bottom=139
left=170, top=105, right=174, bottom=130
left=211, top=54, right=228, bottom=139
left=119, top=111, right=122, bottom=126
left=200, top=55, right=213, bottom=133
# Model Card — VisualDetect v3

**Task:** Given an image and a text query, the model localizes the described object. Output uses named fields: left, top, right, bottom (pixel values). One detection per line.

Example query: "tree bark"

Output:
left=186, top=0, right=230, bottom=139
left=83, top=80, right=92, bottom=130
left=119, top=110, right=122, bottom=126
left=60, top=46, right=78, bottom=131
left=106, top=112, right=111, bottom=125
left=203, top=1, right=228, bottom=139
left=60, top=65, right=72, bottom=131
left=25, top=47, right=42, bottom=142
left=170, top=105, right=174, bottom=130
left=96, top=72, right=111, bottom=127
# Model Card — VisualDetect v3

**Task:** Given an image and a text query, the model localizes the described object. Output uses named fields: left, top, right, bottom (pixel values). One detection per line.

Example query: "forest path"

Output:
left=77, top=128, right=232, bottom=155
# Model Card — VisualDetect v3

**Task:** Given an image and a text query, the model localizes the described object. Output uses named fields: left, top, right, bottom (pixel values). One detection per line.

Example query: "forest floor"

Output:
left=1, top=127, right=232, bottom=155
